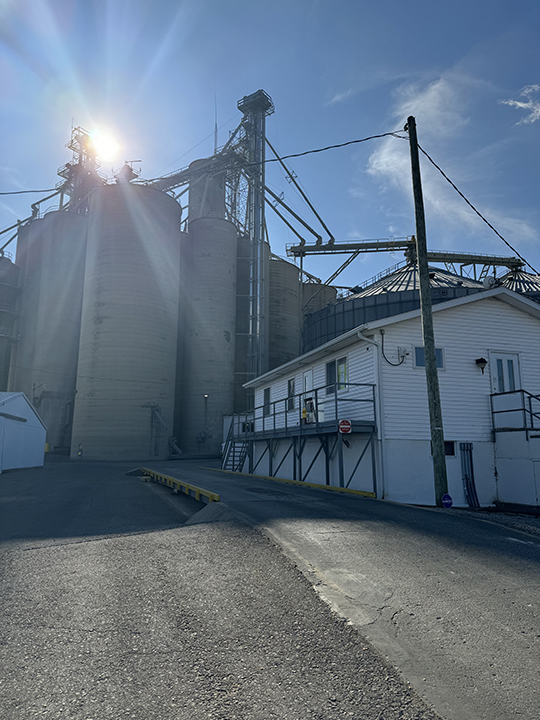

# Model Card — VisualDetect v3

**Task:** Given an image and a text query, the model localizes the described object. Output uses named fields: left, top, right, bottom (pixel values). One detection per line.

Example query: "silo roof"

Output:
left=498, top=269, right=540, bottom=294
left=349, top=263, right=482, bottom=298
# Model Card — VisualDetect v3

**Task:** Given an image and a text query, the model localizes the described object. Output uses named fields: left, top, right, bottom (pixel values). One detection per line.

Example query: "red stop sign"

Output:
left=339, top=419, right=352, bottom=434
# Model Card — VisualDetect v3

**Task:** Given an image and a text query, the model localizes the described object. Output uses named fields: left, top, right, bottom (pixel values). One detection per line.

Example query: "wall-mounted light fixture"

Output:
left=475, top=357, right=488, bottom=374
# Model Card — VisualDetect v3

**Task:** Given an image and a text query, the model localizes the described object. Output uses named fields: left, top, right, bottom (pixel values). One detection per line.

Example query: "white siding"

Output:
left=253, top=344, right=377, bottom=430
left=245, top=294, right=540, bottom=507
left=380, top=298, right=540, bottom=442
left=315, top=343, right=376, bottom=423
left=0, top=393, right=46, bottom=472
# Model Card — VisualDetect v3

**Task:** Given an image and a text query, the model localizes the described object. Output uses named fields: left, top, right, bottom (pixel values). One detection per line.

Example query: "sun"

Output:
left=90, top=130, right=121, bottom=163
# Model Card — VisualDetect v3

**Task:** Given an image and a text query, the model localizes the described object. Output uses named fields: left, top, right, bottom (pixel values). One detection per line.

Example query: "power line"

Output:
left=3, top=131, right=401, bottom=195
left=0, top=188, right=57, bottom=195
left=417, top=142, right=538, bottom=274
left=264, top=131, right=405, bottom=164
left=3, top=130, right=536, bottom=276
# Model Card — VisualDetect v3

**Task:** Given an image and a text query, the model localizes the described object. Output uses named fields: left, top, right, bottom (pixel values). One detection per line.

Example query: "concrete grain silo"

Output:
left=177, top=214, right=238, bottom=455
left=268, top=256, right=300, bottom=369
left=70, top=184, right=181, bottom=460
left=9, top=211, right=88, bottom=450
left=0, top=256, right=21, bottom=392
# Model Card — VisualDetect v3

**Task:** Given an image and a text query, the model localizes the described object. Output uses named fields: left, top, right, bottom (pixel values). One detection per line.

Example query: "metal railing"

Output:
left=230, top=382, right=376, bottom=442
left=490, top=389, right=540, bottom=433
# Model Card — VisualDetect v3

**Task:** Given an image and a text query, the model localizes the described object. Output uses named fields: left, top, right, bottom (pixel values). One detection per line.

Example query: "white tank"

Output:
left=268, top=257, right=301, bottom=369
left=9, top=212, right=88, bottom=450
left=70, top=185, right=181, bottom=460
left=177, top=217, right=237, bottom=455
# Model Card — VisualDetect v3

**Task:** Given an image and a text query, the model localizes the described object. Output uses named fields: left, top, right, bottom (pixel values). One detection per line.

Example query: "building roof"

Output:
left=348, top=263, right=482, bottom=298
left=498, top=269, right=540, bottom=294
left=0, top=392, right=47, bottom=428
left=245, top=287, right=540, bottom=388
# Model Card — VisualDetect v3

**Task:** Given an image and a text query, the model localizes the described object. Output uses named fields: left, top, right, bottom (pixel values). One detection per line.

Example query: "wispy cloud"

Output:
left=364, top=72, right=537, bottom=248
left=327, top=87, right=358, bottom=106
left=499, top=84, right=540, bottom=125
left=0, top=165, right=26, bottom=190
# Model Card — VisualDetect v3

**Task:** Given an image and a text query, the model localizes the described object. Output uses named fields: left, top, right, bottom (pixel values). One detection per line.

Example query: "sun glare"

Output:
left=90, top=130, right=121, bottom=162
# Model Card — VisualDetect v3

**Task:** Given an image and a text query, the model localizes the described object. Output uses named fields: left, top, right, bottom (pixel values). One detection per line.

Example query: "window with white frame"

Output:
left=414, top=346, right=444, bottom=369
left=326, top=356, right=347, bottom=395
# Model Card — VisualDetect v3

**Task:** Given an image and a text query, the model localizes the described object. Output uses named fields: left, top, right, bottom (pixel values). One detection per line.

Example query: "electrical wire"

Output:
left=0, top=188, right=57, bottom=195
left=2, top=131, right=402, bottom=196
left=416, top=142, right=538, bottom=274
left=263, top=131, right=405, bottom=165
left=380, top=329, right=405, bottom=366
left=5, top=129, right=535, bottom=277
left=156, top=111, right=241, bottom=175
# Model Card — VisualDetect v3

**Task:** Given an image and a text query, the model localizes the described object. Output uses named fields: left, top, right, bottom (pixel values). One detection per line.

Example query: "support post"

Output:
left=406, top=116, right=448, bottom=507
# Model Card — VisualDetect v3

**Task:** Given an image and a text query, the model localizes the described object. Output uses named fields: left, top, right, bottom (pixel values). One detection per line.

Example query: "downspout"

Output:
left=357, top=325, right=386, bottom=499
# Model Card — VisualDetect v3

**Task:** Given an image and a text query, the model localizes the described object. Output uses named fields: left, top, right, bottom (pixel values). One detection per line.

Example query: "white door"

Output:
left=490, top=352, right=521, bottom=394
left=303, top=369, right=314, bottom=421
left=490, top=352, right=523, bottom=428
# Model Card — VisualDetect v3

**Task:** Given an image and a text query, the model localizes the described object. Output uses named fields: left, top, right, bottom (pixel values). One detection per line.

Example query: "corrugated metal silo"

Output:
left=499, top=269, right=540, bottom=301
left=9, top=211, right=88, bottom=450
left=177, top=216, right=237, bottom=454
left=0, top=256, right=21, bottom=391
left=268, top=256, right=300, bottom=369
left=302, top=282, right=337, bottom=315
left=71, top=184, right=181, bottom=460
left=188, top=159, right=226, bottom=219
left=302, top=264, right=484, bottom=352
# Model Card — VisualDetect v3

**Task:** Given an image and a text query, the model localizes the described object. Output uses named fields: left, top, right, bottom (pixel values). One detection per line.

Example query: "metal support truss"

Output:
left=286, top=237, right=524, bottom=288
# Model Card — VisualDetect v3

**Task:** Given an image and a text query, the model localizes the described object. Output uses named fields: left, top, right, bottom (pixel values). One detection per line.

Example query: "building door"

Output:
left=302, top=369, right=314, bottom=422
left=490, top=352, right=523, bottom=429
left=490, top=352, right=521, bottom=394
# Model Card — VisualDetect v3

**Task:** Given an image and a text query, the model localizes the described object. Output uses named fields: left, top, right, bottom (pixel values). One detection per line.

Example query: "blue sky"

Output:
left=2, top=0, right=539, bottom=287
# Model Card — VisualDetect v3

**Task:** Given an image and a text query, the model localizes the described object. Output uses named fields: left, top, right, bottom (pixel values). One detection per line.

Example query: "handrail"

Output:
left=231, top=382, right=376, bottom=443
left=490, top=389, right=540, bottom=432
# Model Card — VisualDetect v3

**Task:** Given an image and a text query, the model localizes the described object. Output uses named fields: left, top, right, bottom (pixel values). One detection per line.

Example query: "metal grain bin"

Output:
left=268, top=256, right=300, bottom=369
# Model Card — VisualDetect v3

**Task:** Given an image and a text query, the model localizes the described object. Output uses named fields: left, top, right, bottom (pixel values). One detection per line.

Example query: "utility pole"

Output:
left=406, top=116, right=448, bottom=507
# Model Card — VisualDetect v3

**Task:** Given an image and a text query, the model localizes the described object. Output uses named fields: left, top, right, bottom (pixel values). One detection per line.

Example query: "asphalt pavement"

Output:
left=1, top=459, right=442, bottom=720
left=147, top=460, right=540, bottom=720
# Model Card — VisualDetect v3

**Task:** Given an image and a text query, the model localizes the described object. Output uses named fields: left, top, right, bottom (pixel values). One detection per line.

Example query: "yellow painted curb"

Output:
left=200, top=466, right=375, bottom=499
left=141, top=467, right=220, bottom=503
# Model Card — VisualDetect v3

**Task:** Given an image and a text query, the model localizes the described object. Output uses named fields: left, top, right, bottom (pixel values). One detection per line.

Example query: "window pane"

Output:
left=415, top=346, right=443, bottom=369
left=337, top=357, right=347, bottom=389
left=496, top=359, right=505, bottom=393
left=507, top=360, right=516, bottom=392
left=287, top=378, right=295, bottom=411
left=326, top=361, right=336, bottom=395
left=263, top=387, right=271, bottom=416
